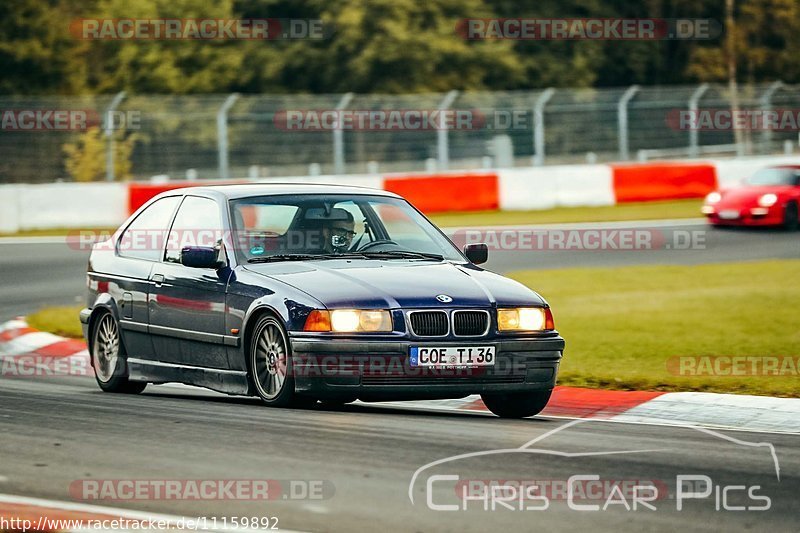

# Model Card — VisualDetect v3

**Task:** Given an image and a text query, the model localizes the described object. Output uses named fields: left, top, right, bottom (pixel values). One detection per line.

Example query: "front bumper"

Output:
left=703, top=204, right=785, bottom=226
left=79, top=307, right=92, bottom=342
left=289, top=334, right=564, bottom=401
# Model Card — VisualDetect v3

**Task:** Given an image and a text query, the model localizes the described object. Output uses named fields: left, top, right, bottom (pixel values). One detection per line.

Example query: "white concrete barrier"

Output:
left=498, top=164, right=615, bottom=211
left=497, top=168, right=558, bottom=211
left=264, top=174, right=383, bottom=190
left=0, top=185, right=21, bottom=233
left=16, top=182, right=127, bottom=231
left=551, top=164, right=615, bottom=207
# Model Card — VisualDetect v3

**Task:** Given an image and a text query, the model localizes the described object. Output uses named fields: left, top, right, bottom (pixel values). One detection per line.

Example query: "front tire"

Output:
left=250, top=315, right=310, bottom=408
left=783, top=202, right=799, bottom=231
left=91, top=312, right=146, bottom=394
left=481, top=390, right=552, bottom=418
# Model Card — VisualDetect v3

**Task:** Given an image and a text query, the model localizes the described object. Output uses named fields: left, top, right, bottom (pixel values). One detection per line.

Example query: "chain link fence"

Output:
left=1, top=83, right=799, bottom=183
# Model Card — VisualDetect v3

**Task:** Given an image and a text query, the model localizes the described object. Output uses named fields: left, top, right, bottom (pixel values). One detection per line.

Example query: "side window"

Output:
left=165, top=196, right=223, bottom=263
left=118, top=196, right=181, bottom=262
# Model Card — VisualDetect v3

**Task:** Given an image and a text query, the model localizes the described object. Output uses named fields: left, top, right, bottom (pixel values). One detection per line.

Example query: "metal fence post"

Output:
left=217, top=93, right=239, bottom=180
left=759, top=81, right=783, bottom=152
left=333, top=92, right=354, bottom=175
left=688, top=83, right=709, bottom=158
left=533, top=88, right=555, bottom=166
left=617, top=85, right=639, bottom=161
left=436, top=90, right=459, bottom=170
left=104, top=91, right=126, bottom=181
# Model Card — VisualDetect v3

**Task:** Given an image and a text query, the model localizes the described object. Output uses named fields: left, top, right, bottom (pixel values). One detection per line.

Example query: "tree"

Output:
left=63, top=127, right=136, bottom=181
left=0, top=0, right=90, bottom=93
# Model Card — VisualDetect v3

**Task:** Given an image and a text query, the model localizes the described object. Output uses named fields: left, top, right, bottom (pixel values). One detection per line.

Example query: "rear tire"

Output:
left=91, top=311, right=146, bottom=394
left=783, top=202, right=799, bottom=231
left=481, top=390, right=552, bottom=419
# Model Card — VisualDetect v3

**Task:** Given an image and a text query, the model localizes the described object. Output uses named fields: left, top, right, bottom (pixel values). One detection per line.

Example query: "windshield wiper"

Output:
left=358, top=250, right=444, bottom=261
left=248, top=251, right=445, bottom=263
left=248, top=253, right=334, bottom=263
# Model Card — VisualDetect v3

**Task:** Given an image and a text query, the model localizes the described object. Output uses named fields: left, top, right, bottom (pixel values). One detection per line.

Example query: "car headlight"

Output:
left=303, top=309, right=392, bottom=332
left=758, top=193, right=778, bottom=207
left=497, top=307, right=554, bottom=332
left=705, top=192, right=722, bottom=204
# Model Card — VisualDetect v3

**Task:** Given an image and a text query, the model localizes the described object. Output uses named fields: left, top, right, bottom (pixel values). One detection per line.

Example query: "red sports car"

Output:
left=702, top=165, right=800, bottom=229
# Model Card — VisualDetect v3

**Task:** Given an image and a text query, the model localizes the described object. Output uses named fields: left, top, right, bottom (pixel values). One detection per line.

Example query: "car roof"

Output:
left=157, top=182, right=402, bottom=201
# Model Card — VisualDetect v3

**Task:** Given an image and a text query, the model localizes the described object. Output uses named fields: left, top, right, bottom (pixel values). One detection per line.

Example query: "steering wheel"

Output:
left=356, top=239, right=398, bottom=251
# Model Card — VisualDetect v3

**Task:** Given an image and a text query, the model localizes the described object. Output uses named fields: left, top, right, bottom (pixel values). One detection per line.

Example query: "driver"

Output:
left=321, top=208, right=356, bottom=253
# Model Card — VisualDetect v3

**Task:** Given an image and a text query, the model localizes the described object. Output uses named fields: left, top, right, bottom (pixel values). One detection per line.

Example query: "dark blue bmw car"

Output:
left=80, top=184, right=564, bottom=418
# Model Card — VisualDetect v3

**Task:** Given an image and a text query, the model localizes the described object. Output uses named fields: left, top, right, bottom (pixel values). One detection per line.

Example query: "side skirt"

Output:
left=127, top=358, right=251, bottom=396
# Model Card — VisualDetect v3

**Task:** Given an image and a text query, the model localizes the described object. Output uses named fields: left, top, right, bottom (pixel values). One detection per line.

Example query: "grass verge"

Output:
left=430, top=199, right=702, bottom=227
left=0, top=227, right=116, bottom=238
left=27, top=305, right=84, bottom=339
left=510, top=259, right=800, bottom=397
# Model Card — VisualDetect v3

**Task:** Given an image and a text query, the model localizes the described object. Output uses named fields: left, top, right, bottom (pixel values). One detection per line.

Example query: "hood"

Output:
left=244, top=260, right=545, bottom=309
left=717, top=185, right=792, bottom=206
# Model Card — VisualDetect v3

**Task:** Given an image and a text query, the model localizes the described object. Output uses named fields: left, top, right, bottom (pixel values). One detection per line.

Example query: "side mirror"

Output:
left=464, top=243, right=488, bottom=265
left=180, top=246, right=221, bottom=269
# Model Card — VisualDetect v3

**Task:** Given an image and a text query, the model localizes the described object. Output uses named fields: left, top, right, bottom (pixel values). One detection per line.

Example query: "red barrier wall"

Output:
left=383, top=173, right=499, bottom=213
left=611, top=162, right=717, bottom=203
left=127, top=183, right=201, bottom=214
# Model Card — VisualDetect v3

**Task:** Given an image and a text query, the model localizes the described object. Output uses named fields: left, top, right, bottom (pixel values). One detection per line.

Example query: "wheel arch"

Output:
left=241, top=304, right=288, bottom=393
left=85, top=296, right=122, bottom=366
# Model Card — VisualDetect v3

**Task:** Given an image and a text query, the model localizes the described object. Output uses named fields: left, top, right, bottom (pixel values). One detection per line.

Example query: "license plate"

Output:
left=718, top=210, right=740, bottom=220
left=409, top=346, right=496, bottom=368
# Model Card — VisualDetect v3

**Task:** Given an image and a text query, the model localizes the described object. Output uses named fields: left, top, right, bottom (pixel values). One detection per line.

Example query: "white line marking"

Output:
left=442, top=217, right=707, bottom=232
left=0, top=236, right=68, bottom=245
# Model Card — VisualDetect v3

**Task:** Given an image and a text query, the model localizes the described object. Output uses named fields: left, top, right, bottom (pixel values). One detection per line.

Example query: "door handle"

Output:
left=152, top=274, right=164, bottom=287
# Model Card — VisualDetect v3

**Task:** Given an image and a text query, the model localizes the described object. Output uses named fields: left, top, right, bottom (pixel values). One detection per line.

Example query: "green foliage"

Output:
left=63, top=127, right=136, bottom=181
left=1, top=0, right=798, bottom=95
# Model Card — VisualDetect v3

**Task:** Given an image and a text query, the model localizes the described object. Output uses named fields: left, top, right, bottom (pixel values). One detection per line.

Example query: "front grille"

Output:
left=453, top=311, right=489, bottom=336
left=409, top=311, right=448, bottom=336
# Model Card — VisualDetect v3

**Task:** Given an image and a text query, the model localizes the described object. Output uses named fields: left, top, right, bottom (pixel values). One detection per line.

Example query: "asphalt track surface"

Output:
left=1, top=219, right=799, bottom=532
left=1, top=219, right=798, bottom=321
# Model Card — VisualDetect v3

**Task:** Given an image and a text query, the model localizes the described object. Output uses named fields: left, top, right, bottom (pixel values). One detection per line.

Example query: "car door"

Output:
left=113, top=195, right=182, bottom=362
left=148, top=195, right=231, bottom=369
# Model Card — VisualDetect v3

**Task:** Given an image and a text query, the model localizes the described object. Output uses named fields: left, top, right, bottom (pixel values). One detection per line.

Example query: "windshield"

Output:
left=229, top=194, right=464, bottom=263
left=744, top=168, right=799, bottom=187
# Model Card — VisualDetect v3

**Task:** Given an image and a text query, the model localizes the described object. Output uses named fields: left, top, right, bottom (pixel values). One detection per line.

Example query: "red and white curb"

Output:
left=2, top=319, right=799, bottom=434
